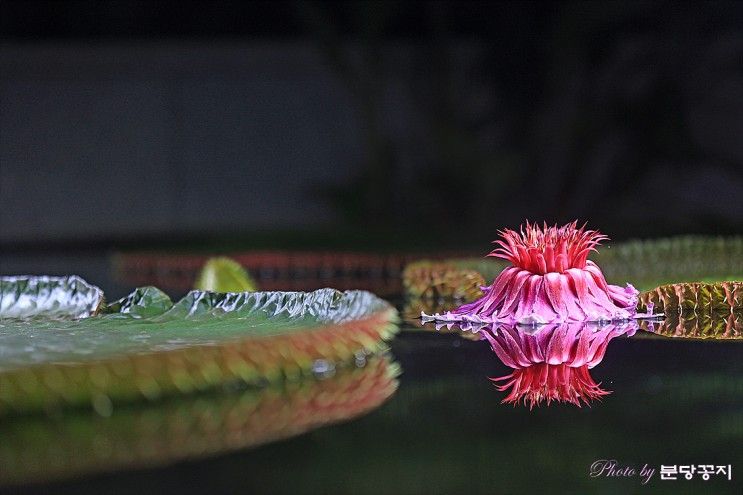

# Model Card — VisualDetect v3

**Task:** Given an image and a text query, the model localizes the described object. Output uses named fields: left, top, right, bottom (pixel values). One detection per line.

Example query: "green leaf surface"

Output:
left=594, top=236, right=743, bottom=290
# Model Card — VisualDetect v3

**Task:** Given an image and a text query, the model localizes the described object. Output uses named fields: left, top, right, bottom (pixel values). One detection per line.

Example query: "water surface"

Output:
left=2, top=316, right=741, bottom=495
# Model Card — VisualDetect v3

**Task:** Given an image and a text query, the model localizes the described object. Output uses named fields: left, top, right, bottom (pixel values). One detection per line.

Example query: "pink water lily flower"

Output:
left=482, top=321, right=636, bottom=408
left=423, top=221, right=638, bottom=324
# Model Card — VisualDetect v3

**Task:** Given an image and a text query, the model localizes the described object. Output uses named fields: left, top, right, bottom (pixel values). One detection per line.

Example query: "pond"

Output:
left=1, top=303, right=741, bottom=495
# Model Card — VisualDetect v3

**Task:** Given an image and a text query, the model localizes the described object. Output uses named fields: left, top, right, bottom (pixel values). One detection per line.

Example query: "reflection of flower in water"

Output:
left=480, top=322, right=637, bottom=408
left=423, top=222, right=639, bottom=324
left=492, top=364, right=608, bottom=409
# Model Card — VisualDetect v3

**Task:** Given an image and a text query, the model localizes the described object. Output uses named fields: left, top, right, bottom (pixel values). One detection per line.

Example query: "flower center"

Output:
left=489, top=221, right=607, bottom=274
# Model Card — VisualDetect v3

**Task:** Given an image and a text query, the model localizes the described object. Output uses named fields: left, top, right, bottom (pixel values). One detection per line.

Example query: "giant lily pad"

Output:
left=0, top=277, right=398, bottom=415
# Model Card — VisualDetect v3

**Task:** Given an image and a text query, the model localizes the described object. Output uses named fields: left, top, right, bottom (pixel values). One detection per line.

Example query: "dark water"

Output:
left=1, top=321, right=741, bottom=495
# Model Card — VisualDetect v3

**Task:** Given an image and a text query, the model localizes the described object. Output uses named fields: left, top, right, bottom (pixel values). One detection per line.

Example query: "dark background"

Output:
left=1, top=0, right=742, bottom=256
left=0, top=5, right=742, bottom=494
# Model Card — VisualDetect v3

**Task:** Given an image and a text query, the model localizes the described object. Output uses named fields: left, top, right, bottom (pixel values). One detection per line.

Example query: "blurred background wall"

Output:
left=0, top=41, right=366, bottom=242
left=1, top=1, right=742, bottom=287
